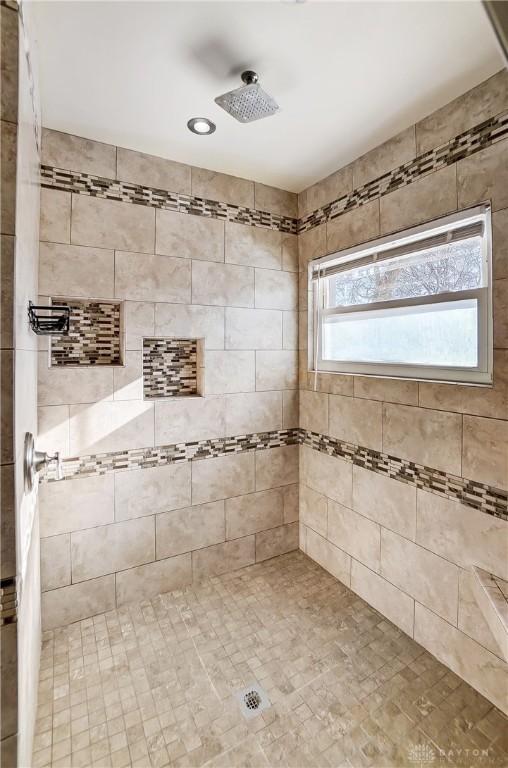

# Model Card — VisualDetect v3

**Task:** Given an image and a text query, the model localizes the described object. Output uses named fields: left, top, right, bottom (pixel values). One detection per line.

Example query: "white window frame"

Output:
left=308, top=204, right=493, bottom=385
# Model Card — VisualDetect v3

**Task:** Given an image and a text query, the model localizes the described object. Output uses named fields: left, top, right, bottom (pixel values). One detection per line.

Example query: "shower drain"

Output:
left=235, top=683, right=271, bottom=719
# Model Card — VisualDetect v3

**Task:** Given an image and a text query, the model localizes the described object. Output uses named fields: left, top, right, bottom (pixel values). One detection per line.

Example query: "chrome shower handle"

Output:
left=24, top=432, right=63, bottom=492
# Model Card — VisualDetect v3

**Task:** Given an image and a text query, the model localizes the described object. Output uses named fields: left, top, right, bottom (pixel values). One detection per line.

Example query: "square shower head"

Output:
left=215, top=72, right=279, bottom=123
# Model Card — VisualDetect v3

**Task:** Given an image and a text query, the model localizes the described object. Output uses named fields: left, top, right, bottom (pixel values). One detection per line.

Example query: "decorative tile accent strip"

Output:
left=50, top=299, right=122, bottom=366
left=298, top=110, right=508, bottom=233
left=143, top=337, right=198, bottom=398
left=0, top=577, right=17, bottom=626
left=40, top=427, right=507, bottom=522
left=42, top=428, right=300, bottom=482
left=40, top=165, right=298, bottom=235
left=300, top=429, right=508, bottom=522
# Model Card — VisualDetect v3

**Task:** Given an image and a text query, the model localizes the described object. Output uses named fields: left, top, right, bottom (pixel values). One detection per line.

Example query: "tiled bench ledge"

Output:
left=472, top=566, right=508, bottom=662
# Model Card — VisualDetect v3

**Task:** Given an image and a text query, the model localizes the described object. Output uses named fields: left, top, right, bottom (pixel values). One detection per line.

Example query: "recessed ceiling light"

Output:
left=187, top=117, right=216, bottom=135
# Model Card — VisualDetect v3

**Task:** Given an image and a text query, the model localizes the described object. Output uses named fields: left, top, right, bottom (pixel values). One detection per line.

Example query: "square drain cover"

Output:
left=235, top=683, right=271, bottom=719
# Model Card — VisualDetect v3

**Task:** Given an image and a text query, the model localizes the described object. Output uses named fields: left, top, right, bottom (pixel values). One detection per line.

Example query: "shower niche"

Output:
left=49, top=297, right=124, bottom=367
left=142, top=337, right=204, bottom=399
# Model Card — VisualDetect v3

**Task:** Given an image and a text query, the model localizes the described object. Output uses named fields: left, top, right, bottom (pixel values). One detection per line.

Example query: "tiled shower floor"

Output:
left=33, top=552, right=508, bottom=768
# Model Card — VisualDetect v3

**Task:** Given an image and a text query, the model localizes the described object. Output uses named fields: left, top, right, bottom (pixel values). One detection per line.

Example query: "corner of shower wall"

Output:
left=296, top=68, right=508, bottom=715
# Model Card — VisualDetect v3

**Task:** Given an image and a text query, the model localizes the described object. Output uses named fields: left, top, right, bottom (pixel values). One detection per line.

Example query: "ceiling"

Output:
left=31, top=1, right=503, bottom=193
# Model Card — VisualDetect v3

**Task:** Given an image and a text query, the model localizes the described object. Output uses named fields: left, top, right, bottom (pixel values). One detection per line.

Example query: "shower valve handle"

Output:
left=34, top=449, right=62, bottom=480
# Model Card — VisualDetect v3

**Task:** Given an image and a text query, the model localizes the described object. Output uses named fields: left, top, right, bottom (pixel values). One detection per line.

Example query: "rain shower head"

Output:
left=214, top=71, right=279, bottom=123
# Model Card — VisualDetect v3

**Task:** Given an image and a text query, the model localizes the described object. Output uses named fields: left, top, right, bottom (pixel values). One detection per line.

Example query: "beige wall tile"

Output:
left=117, top=147, right=191, bottom=193
left=38, top=405, right=70, bottom=458
left=256, top=522, right=298, bottom=561
left=0, top=120, right=16, bottom=236
left=1, top=4, right=18, bottom=123
left=40, top=534, right=70, bottom=592
left=192, top=261, right=254, bottom=307
left=282, top=311, right=298, bottom=350
left=380, top=165, right=457, bottom=235
left=416, top=70, right=508, bottom=154
left=205, top=351, right=255, bottom=394
left=225, top=222, right=281, bottom=270
left=299, top=389, right=328, bottom=434
left=156, top=500, right=225, bottom=558
left=38, top=351, right=114, bottom=406
left=155, top=396, right=226, bottom=445
left=0, top=235, right=14, bottom=348
left=418, top=350, right=508, bottom=420
left=353, top=466, right=416, bottom=540
left=462, top=415, right=508, bottom=490
left=300, top=445, right=352, bottom=508
left=306, top=371, right=354, bottom=397
left=283, top=389, right=299, bottom=429
left=115, top=250, right=190, bottom=303
left=1, top=622, right=17, bottom=740
left=226, top=490, right=283, bottom=539
left=414, top=602, right=508, bottom=715
left=155, top=303, right=224, bottom=349
left=114, top=463, right=191, bottom=522
left=225, top=391, right=282, bottom=436
left=328, top=500, right=381, bottom=571
left=381, top=528, right=459, bottom=624
left=124, top=301, right=155, bottom=350
left=254, top=184, right=297, bottom=218
left=329, top=394, right=382, bottom=451
left=299, top=482, right=327, bottom=537
left=191, top=452, right=255, bottom=505
left=0, top=464, right=15, bottom=580
left=42, top=128, right=116, bottom=176
left=351, top=560, right=414, bottom=637
left=69, top=400, right=154, bottom=455
left=113, top=350, right=142, bottom=400
left=382, top=403, right=462, bottom=475
left=283, top=484, right=299, bottom=523
left=458, top=139, right=508, bottom=212
left=298, top=224, right=327, bottom=268
left=255, top=350, right=298, bottom=391
left=493, top=207, right=508, bottom=280
left=41, top=575, right=115, bottom=631
left=416, top=490, right=508, bottom=580
left=353, top=376, right=418, bottom=406
left=494, top=278, right=508, bottom=349
left=305, top=527, right=351, bottom=586
left=255, top=444, right=298, bottom=490
left=225, top=308, right=282, bottom=350
left=255, top=269, right=297, bottom=310
left=326, top=200, right=380, bottom=253
left=156, top=209, right=224, bottom=262
left=299, top=166, right=353, bottom=219
left=192, top=167, right=254, bottom=208
left=352, top=126, right=416, bottom=188
left=282, top=234, right=298, bottom=273
left=39, top=474, right=114, bottom=537
left=72, top=195, right=155, bottom=252
left=39, top=242, right=114, bottom=299
left=71, top=516, right=155, bottom=582
left=115, top=554, right=192, bottom=607
left=192, top=536, right=255, bottom=580
left=458, top=569, right=503, bottom=657
left=40, top=189, right=70, bottom=244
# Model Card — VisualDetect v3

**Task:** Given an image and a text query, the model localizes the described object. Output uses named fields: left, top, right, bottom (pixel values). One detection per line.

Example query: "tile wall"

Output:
left=298, top=69, right=508, bottom=715
left=37, top=130, right=300, bottom=630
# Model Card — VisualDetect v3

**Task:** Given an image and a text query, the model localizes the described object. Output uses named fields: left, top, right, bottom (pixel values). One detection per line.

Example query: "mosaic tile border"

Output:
left=298, top=110, right=508, bottom=233
left=40, top=110, right=507, bottom=240
left=42, top=428, right=301, bottom=482
left=40, top=165, right=298, bottom=234
left=300, top=429, right=508, bottom=522
left=0, top=577, right=17, bottom=626
left=41, top=427, right=507, bottom=522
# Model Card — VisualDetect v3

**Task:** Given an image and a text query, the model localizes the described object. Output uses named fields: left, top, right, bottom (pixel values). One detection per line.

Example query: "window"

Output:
left=309, top=204, right=492, bottom=384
